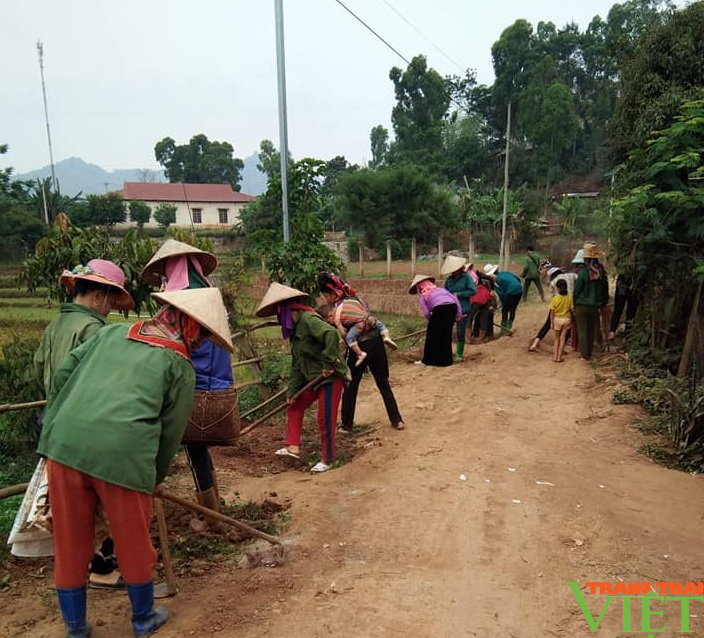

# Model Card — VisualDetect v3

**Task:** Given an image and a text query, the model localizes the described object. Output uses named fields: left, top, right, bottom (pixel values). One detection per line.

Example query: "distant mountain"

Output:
left=15, top=158, right=166, bottom=197
left=15, top=154, right=267, bottom=198
left=240, top=152, right=267, bottom=196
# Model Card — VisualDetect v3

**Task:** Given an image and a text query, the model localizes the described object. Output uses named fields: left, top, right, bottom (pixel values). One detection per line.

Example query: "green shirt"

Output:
left=573, top=267, right=609, bottom=307
left=522, top=251, right=541, bottom=280
left=34, top=303, right=107, bottom=396
left=37, top=324, right=195, bottom=494
left=287, top=310, right=348, bottom=397
left=444, top=271, right=476, bottom=315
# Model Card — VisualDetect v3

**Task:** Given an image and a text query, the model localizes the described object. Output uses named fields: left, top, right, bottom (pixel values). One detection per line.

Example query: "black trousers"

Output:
left=423, top=303, right=456, bottom=366
left=501, top=293, right=522, bottom=325
left=341, top=334, right=403, bottom=428
left=184, top=443, right=214, bottom=491
left=610, top=288, right=639, bottom=335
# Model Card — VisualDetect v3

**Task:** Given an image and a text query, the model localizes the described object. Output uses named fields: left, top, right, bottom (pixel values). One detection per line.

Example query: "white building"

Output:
left=116, top=182, right=256, bottom=228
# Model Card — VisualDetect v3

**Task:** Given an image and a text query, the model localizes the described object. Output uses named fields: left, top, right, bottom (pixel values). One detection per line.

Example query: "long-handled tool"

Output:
left=0, top=483, right=29, bottom=500
left=494, top=322, right=514, bottom=336
left=0, top=400, right=46, bottom=415
left=239, top=374, right=324, bottom=437
left=153, top=498, right=178, bottom=599
left=161, top=491, right=285, bottom=557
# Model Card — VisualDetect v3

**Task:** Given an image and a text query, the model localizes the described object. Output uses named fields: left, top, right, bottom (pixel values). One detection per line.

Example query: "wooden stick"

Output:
left=231, top=319, right=278, bottom=339
left=494, top=322, right=513, bottom=335
left=394, top=328, right=426, bottom=341
left=239, top=387, right=287, bottom=420
left=153, top=498, right=178, bottom=597
left=0, top=400, right=46, bottom=415
left=161, top=491, right=285, bottom=554
left=0, top=483, right=29, bottom=500
left=231, top=356, right=265, bottom=368
left=239, top=374, right=324, bottom=437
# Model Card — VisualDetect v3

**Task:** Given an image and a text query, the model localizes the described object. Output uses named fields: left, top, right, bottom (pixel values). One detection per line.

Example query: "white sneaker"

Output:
left=311, top=461, right=331, bottom=473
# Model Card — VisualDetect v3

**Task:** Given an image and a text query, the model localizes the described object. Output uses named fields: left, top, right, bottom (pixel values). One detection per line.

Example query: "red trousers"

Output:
left=47, top=460, right=157, bottom=588
left=285, top=379, right=344, bottom=464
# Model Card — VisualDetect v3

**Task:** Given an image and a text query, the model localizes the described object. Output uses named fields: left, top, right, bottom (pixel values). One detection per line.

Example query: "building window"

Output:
left=218, top=208, right=229, bottom=224
left=191, top=208, right=202, bottom=224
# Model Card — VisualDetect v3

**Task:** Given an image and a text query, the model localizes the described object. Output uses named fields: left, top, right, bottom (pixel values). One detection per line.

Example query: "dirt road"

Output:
left=4, top=300, right=704, bottom=637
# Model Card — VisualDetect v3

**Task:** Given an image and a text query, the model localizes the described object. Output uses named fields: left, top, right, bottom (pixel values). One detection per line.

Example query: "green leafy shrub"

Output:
left=0, top=336, right=43, bottom=458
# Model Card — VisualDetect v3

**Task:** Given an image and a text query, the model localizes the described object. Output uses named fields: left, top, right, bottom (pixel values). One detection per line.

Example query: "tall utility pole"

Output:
left=274, top=0, right=290, bottom=243
left=37, top=41, right=57, bottom=191
left=499, top=100, right=511, bottom=271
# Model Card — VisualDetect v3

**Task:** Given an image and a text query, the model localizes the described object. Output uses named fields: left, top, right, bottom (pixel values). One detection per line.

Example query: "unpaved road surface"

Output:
left=3, top=300, right=704, bottom=638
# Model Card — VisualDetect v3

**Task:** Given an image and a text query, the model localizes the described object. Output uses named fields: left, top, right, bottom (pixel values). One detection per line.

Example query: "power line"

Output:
left=381, top=0, right=467, bottom=74
left=331, top=0, right=482, bottom=121
left=332, top=0, right=410, bottom=65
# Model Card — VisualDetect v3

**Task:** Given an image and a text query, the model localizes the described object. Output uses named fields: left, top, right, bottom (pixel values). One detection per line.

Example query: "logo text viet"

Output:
left=566, top=581, right=704, bottom=633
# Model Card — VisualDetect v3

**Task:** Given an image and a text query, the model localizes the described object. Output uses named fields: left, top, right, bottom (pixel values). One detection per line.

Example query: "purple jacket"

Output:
left=418, top=287, right=462, bottom=320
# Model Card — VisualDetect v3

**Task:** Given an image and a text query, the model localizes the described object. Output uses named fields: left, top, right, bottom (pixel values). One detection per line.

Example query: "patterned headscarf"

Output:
left=127, top=304, right=202, bottom=360
left=318, top=272, right=357, bottom=303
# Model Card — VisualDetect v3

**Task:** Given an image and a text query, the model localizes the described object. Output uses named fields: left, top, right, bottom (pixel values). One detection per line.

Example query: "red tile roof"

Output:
left=117, top=182, right=256, bottom=203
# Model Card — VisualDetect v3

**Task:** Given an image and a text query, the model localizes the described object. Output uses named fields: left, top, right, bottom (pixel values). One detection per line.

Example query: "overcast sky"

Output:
left=1, top=0, right=683, bottom=176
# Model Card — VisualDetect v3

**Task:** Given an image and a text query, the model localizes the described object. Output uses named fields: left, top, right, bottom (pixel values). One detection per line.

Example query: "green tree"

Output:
left=153, top=203, right=177, bottom=229
left=154, top=134, right=244, bottom=190
left=239, top=157, right=327, bottom=235
left=128, top=200, right=152, bottom=231
left=369, top=125, right=389, bottom=169
left=610, top=1, right=704, bottom=161
left=610, top=96, right=704, bottom=355
left=20, top=213, right=159, bottom=316
left=440, top=115, right=494, bottom=185
left=256, top=139, right=292, bottom=180
left=388, top=55, right=451, bottom=170
left=335, top=164, right=458, bottom=249
left=20, top=213, right=111, bottom=302
left=251, top=213, right=343, bottom=295
left=0, top=145, right=47, bottom=257
left=85, top=193, right=126, bottom=227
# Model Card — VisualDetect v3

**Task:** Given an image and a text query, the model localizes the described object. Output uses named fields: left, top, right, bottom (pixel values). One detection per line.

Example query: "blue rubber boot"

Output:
left=56, top=586, right=91, bottom=638
left=127, top=582, right=169, bottom=638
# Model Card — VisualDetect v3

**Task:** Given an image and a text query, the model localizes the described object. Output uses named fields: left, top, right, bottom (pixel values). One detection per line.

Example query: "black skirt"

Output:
left=422, top=303, right=457, bottom=367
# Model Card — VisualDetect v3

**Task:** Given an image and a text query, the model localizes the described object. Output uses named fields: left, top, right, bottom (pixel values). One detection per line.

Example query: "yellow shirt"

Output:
left=549, top=293, right=574, bottom=319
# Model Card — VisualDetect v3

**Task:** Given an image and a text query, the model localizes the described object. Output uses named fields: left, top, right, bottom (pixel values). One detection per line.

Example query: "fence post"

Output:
left=386, top=241, right=392, bottom=279
left=358, top=240, right=364, bottom=278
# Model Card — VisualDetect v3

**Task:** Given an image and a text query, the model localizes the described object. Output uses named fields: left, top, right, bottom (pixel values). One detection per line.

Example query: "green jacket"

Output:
left=34, top=303, right=107, bottom=395
left=521, top=251, right=541, bottom=280
left=288, top=310, right=348, bottom=397
left=573, top=266, right=609, bottom=307
left=38, top=324, right=195, bottom=494
left=444, top=271, right=476, bottom=315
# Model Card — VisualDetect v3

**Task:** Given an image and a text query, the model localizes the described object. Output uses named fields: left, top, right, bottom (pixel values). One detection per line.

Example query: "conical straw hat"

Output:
left=141, top=239, right=217, bottom=287
left=256, top=282, right=309, bottom=317
left=151, top=288, right=233, bottom=353
left=408, top=274, right=435, bottom=294
left=440, top=255, right=467, bottom=276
